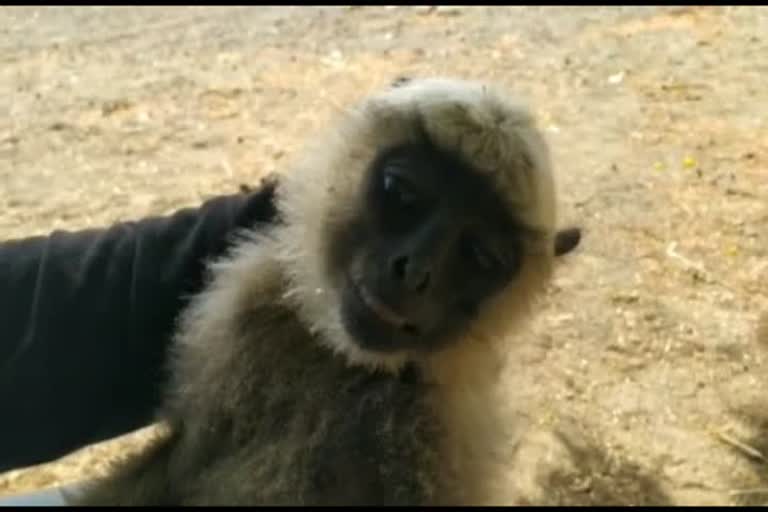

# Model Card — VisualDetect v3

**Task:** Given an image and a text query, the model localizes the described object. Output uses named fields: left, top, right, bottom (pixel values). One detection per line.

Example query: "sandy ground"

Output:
left=0, top=5, right=767, bottom=506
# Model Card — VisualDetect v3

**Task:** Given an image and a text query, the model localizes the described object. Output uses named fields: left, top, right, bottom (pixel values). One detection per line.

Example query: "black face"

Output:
left=332, top=142, right=531, bottom=354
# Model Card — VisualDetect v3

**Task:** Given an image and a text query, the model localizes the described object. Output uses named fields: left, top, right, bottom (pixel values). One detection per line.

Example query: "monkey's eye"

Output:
left=382, top=171, right=420, bottom=206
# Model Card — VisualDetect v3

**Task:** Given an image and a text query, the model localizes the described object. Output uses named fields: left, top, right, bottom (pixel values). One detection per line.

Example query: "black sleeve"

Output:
left=0, top=179, right=279, bottom=473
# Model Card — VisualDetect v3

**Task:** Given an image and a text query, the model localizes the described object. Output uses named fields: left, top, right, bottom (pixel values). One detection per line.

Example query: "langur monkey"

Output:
left=76, top=77, right=582, bottom=506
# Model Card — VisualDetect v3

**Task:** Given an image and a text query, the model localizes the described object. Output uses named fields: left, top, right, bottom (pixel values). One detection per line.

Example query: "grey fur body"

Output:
left=79, top=244, right=444, bottom=505
left=75, top=77, right=579, bottom=506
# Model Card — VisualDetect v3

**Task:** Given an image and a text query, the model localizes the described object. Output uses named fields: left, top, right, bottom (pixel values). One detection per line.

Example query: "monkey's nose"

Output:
left=391, top=255, right=430, bottom=294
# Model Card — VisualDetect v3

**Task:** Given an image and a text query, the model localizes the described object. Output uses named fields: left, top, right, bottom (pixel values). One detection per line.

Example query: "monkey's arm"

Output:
left=0, top=176, right=279, bottom=473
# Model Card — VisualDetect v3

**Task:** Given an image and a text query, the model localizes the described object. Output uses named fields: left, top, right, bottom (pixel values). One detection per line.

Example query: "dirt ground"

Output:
left=1, top=5, right=766, bottom=506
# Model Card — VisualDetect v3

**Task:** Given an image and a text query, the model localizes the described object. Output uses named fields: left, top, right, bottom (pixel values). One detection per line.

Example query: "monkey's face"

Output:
left=331, top=143, right=529, bottom=354
left=277, top=77, right=581, bottom=368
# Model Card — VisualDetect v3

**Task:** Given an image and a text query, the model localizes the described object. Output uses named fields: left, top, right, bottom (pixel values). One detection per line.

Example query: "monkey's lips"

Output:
left=350, top=277, right=420, bottom=335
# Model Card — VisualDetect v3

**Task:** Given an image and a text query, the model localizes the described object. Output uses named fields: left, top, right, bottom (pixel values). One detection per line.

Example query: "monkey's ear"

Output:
left=554, top=227, right=581, bottom=257
left=391, top=76, right=413, bottom=88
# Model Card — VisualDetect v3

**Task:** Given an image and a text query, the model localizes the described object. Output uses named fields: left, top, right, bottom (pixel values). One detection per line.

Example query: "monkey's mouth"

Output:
left=351, top=277, right=421, bottom=337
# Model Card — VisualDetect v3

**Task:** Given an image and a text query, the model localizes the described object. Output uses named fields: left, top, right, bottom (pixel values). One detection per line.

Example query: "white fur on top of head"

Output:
left=272, top=77, right=559, bottom=374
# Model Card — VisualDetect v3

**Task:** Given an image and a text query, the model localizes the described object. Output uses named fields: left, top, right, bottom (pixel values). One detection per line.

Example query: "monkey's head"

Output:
left=274, top=77, right=580, bottom=372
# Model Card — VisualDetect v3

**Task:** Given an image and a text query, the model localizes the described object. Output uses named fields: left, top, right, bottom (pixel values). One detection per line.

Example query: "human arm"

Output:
left=0, top=177, right=279, bottom=473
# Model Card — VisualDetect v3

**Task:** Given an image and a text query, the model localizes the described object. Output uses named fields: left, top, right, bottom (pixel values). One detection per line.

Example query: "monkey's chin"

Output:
left=339, top=277, right=420, bottom=354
